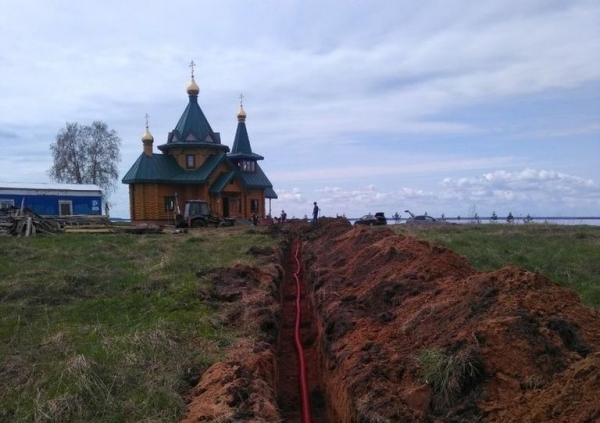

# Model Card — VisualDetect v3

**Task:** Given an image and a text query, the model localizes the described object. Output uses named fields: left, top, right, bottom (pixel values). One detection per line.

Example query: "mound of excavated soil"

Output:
left=182, top=257, right=284, bottom=423
left=303, top=219, right=600, bottom=422
left=182, top=220, right=600, bottom=422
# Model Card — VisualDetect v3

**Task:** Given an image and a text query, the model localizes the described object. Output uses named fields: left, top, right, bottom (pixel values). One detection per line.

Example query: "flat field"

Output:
left=0, top=227, right=280, bottom=422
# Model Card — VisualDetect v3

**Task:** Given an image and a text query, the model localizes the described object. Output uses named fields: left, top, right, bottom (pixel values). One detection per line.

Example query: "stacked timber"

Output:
left=50, top=215, right=112, bottom=233
left=49, top=215, right=111, bottom=227
left=0, top=206, right=62, bottom=236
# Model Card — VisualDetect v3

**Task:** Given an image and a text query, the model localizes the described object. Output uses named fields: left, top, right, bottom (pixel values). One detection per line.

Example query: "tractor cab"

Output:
left=177, top=200, right=234, bottom=228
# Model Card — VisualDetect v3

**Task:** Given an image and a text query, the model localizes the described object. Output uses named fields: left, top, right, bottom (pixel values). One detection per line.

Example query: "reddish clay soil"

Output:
left=182, top=254, right=283, bottom=423
left=182, top=219, right=600, bottom=423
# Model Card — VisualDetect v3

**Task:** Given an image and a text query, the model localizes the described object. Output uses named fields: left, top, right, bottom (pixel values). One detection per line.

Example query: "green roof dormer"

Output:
left=157, top=69, right=228, bottom=153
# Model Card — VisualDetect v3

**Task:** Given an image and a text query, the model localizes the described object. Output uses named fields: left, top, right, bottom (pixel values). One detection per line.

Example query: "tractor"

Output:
left=176, top=200, right=235, bottom=228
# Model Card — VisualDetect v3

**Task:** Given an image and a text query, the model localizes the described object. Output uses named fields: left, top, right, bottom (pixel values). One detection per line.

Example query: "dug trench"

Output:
left=182, top=219, right=600, bottom=423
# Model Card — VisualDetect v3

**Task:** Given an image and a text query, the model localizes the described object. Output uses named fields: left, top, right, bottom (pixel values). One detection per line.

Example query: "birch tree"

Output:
left=48, top=121, right=122, bottom=196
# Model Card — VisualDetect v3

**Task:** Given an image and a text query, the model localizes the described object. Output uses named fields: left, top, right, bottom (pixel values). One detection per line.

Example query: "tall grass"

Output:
left=0, top=227, right=280, bottom=422
left=415, top=347, right=482, bottom=404
left=398, top=223, right=600, bottom=309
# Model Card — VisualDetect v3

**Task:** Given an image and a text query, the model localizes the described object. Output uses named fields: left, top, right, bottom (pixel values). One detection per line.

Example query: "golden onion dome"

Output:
left=141, top=127, right=154, bottom=142
left=187, top=76, right=200, bottom=96
left=237, top=105, right=247, bottom=121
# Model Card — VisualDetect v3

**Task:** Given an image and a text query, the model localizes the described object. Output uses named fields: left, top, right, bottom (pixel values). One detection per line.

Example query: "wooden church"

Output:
left=122, top=65, right=277, bottom=225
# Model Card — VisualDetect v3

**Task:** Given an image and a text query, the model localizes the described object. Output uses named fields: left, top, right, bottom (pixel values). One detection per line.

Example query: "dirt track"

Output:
left=182, top=219, right=600, bottom=422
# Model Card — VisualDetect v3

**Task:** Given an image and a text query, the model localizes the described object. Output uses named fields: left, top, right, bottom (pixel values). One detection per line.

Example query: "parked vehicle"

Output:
left=404, top=210, right=441, bottom=225
left=354, top=212, right=387, bottom=226
left=176, top=200, right=235, bottom=228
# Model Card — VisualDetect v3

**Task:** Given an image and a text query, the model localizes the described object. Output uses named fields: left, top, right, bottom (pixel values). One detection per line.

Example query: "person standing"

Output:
left=312, top=202, right=319, bottom=225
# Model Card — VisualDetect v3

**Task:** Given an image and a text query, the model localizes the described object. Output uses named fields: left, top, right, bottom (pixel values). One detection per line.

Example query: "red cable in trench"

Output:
left=293, top=241, right=312, bottom=423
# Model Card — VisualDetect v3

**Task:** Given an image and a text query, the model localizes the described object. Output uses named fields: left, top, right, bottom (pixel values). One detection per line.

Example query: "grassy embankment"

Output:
left=0, top=227, right=280, bottom=422
left=398, top=223, right=600, bottom=309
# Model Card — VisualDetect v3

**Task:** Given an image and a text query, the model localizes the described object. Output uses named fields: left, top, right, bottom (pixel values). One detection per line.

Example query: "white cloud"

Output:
left=441, top=168, right=600, bottom=214
left=271, top=167, right=599, bottom=219
left=0, top=1, right=599, bottom=220
left=274, top=188, right=306, bottom=203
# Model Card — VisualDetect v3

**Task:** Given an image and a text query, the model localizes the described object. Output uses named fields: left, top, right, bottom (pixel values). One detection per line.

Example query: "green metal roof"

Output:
left=209, top=171, right=239, bottom=194
left=264, top=187, right=278, bottom=199
left=236, top=163, right=271, bottom=188
left=229, top=121, right=264, bottom=161
left=122, top=154, right=181, bottom=183
left=159, top=141, right=229, bottom=152
left=157, top=94, right=228, bottom=152
left=122, top=153, right=230, bottom=184
left=122, top=152, right=278, bottom=200
left=173, top=153, right=228, bottom=183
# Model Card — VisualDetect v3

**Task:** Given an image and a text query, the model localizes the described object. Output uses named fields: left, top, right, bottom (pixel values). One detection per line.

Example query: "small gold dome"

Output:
left=237, top=105, right=247, bottom=121
left=142, top=127, right=154, bottom=142
left=187, top=76, right=200, bottom=96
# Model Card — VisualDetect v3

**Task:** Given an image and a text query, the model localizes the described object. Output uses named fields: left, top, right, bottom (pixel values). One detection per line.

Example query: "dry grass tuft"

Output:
left=415, top=346, right=482, bottom=404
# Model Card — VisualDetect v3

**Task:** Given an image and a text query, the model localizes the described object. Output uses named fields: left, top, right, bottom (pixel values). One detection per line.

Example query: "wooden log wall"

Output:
left=129, top=182, right=267, bottom=222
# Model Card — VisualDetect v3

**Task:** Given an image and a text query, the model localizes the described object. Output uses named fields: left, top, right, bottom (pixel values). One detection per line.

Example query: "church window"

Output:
left=186, top=154, right=195, bottom=169
left=250, top=199, right=259, bottom=214
left=241, top=160, right=256, bottom=172
left=164, top=196, right=176, bottom=212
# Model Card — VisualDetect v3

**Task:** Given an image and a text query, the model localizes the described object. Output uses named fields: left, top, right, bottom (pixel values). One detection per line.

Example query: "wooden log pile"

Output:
left=0, top=206, right=62, bottom=236
left=49, top=214, right=111, bottom=227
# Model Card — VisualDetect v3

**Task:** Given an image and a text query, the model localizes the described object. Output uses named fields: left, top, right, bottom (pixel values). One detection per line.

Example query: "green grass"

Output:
left=0, top=227, right=280, bottom=422
left=397, top=223, right=600, bottom=309
left=3, top=222, right=598, bottom=420
left=415, top=346, right=482, bottom=404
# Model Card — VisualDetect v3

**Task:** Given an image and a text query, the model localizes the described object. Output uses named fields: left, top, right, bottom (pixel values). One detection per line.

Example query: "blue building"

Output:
left=0, top=183, right=104, bottom=216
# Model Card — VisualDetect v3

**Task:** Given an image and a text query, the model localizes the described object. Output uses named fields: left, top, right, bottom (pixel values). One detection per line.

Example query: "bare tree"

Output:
left=49, top=121, right=122, bottom=196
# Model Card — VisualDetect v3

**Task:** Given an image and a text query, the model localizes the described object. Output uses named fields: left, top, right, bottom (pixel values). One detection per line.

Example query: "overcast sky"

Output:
left=1, top=0, right=599, bottom=220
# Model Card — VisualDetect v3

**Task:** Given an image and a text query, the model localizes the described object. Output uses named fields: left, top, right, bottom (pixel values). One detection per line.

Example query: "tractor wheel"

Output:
left=191, top=219, right=207, bottom=228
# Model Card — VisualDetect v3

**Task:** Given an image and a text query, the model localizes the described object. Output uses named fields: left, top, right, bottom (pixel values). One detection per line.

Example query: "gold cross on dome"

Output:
left=239, top=93, right=244, bottom=107
left=189, top=60, right=196, bottom=78
left=144, top=113, right=150, bottom=129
